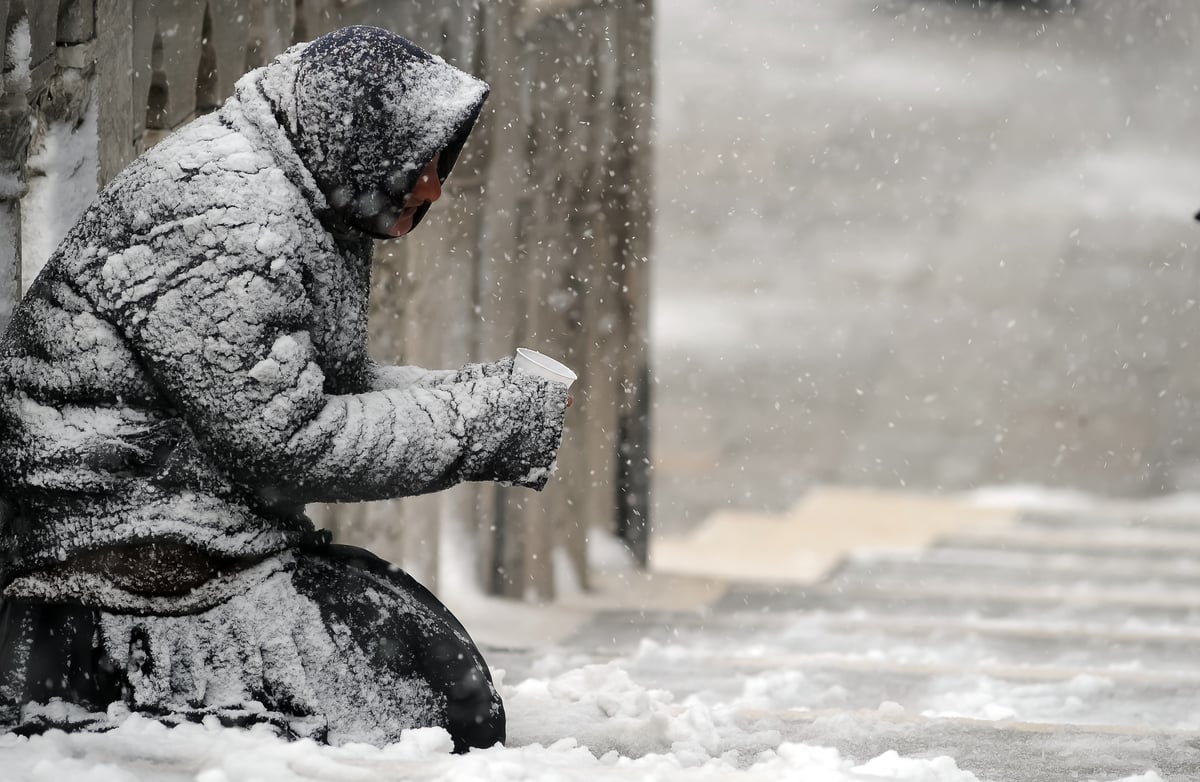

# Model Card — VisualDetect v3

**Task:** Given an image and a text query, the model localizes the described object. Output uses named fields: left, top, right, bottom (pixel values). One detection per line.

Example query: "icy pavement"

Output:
left=3, top=493, right=1196, bottom=780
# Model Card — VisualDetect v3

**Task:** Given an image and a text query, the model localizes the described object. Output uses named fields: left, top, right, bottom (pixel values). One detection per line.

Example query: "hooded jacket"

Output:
left=0, top=27, right=566, bottom=585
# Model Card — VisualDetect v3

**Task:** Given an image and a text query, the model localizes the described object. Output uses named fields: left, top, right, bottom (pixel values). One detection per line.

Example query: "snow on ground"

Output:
left=0, top=674, right=984, bottom=782
left=5, top=486, right=1185, bottom=780
left=0, top=632, right=1168, bottom=782
left=0, top=725, right=989, bottom=782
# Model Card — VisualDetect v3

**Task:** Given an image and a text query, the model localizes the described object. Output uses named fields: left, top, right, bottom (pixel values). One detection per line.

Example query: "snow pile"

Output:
left=1, top=648, right=1169, bottom=781
left=921, top=673, right=1118, bottom=725
left=0, top=684, right=980, bottom=782
left=0, top=719, right=981, bottom=782
left=505, top=660, right=762, bottom=762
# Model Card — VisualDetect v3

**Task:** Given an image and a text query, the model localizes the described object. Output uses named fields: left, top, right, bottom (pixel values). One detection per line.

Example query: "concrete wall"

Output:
left=0, top=0, right=653, bottom=598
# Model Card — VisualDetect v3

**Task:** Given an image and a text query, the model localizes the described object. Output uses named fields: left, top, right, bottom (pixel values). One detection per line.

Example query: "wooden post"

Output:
left=206, top=0, right=257, bottom=105
left=612, top=0, right=654, bottom=566
left=565, top=3, right=625, bottom=588
left=0, top=0, right=23, bottom=332
left=475, top=0, right=532, bottom=597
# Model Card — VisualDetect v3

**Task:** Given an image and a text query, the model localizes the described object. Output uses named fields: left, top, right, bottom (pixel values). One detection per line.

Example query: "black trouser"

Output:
left=0, top=543, right=504, bottom=752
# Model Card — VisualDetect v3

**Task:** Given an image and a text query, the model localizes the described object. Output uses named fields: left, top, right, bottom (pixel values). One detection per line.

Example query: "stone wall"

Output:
left=0, top=0, right=653, bottom=598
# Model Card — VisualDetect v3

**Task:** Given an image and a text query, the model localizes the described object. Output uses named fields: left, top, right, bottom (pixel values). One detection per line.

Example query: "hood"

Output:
left=259, top=26, right=490, bottom=238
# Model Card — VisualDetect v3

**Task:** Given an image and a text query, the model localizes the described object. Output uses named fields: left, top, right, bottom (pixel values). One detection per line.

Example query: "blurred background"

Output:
left=4, top=0, right=1200, bottom=593
left=652, top=0, right=1200, bottom=533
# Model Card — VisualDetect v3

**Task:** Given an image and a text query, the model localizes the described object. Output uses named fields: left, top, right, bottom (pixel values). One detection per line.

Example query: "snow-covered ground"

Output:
left=0, top=645, right=1168, bottom=782
left=0, top=675, right=990, bottom=782
left=0, top=631, right=1170, bottom=781
left=5, top=490, right=1195, bottom=781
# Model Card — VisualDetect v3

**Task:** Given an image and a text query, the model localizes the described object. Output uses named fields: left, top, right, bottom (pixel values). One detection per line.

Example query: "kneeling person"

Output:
left=0, top=25, right=567, bottom=751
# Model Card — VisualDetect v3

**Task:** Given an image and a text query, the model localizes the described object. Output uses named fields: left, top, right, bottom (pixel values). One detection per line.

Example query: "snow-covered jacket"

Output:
left=0, top=27, right=567, bottom=581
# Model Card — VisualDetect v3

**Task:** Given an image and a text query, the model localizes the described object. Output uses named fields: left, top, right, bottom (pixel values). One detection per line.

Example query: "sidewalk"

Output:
left=481, top=488, right=1200, bottom=781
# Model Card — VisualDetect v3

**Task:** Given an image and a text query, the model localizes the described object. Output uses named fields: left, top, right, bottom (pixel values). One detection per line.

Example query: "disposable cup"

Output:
left=513, top=348, right=578, bottom=389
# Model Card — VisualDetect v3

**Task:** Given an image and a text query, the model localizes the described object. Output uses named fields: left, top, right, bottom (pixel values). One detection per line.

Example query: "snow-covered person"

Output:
left=0, top=26, right=566, bottom=751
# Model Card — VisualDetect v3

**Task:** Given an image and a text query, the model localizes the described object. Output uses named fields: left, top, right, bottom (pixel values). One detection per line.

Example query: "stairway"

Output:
left=487, top=490, right=1200, bottom=781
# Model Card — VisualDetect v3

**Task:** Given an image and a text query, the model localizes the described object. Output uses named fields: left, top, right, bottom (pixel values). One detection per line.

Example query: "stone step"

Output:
left=734, top=709, right=1200, bottom=782
left=829, top=566, right=1200, bottom=599
left=559, top=609, right=1200, bottom=673
left=717, top=581, right=1200, bottom=625
left=941, top=524, right=1200, bottom=557
left=1020, top=509, right=1200, bottom=532
left=705, top=662, right=1195, bottom=729
left=498, top=642, right=1200, bottom=735
left=542, top=491, right=1200, bottom=778
left=651, top=488, right=1016, bottom=586
left=841, top=546, right=1200, bottom=586
left=923, top=540, right=1200, bottom=572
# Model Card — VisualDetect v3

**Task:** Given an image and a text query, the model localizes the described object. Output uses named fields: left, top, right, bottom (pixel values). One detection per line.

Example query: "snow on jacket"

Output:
left=0, top=27, right=567, bottom=582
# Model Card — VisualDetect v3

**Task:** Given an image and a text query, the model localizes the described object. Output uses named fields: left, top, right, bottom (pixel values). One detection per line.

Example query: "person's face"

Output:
left=387, top=153, right=443, bottom=237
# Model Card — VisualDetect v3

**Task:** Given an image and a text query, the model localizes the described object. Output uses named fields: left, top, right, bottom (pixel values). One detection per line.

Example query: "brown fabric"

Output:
left=47, top=544, right=263, bottom=597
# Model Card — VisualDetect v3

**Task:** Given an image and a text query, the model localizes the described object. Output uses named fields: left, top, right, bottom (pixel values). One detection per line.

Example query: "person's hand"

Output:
left=566, top=395, right=574, bottom=408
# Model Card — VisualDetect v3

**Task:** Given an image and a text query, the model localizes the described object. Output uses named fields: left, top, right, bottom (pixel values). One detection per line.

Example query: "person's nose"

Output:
left=411, top=160, right=442, bottom=204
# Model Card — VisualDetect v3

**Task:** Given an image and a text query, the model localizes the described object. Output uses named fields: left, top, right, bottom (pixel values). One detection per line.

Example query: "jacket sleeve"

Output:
left=367, top=362, right=456, bottom=391
left=92, top=229, right=567, bottom=503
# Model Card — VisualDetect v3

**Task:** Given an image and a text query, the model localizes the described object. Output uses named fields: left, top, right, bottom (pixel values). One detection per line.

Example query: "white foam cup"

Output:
left=513, top=348, right=578, bottom=389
